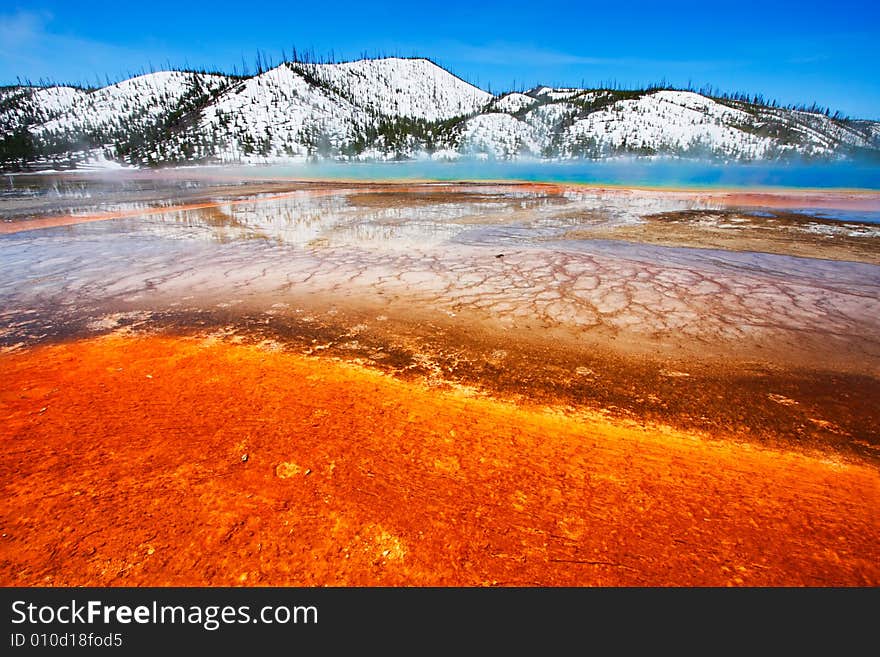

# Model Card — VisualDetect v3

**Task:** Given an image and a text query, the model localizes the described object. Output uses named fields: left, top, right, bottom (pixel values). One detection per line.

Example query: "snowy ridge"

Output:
left=560, top=91, right=775, bottom=158
left=195, top=65, right=360, bottom=161
left=299, top=58, right=493, bottom=120
left=489, top=93, right=538, bottom=114
left=2, top=57, right=879, bottom=168
left=34, top=72, right=233, bottom=138
left=188, top=58, right=493, bottom=162
left=0, top=86, right=85, bottom=133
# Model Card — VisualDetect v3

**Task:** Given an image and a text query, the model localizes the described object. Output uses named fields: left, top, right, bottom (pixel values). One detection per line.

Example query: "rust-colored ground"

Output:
left=2, top=334, right=878, bottom=586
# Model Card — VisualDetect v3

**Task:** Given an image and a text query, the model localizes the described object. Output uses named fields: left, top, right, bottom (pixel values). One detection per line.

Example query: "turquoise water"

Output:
left=227, top=158, right=880, bottom=190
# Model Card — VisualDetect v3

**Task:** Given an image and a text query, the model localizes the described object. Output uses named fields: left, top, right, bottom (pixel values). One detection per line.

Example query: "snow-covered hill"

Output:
left=298, top=58, right=493, bottom=120
left=0, top=86, right=85, bottom=133
left=34, top=72, right=230, bottom=136
left=2, top=57, right=878, bottom=168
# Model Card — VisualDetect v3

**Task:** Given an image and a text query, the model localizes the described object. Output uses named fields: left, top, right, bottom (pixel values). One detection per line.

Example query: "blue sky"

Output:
left=2, top=0, right=878, bottom=118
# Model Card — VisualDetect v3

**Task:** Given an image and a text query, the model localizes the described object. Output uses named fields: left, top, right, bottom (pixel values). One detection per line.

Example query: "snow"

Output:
left=491, top=93, right=538, bottom=114
left=3, top=58, right=879, bottom=165
left=75, top=150, right=131, bottom=170
left=31, top=86, right=84, bottom=115
left=199, top=64, right=358, bottom=160
left=530, top=87, right=583, bottom=101
left=562, top=91, right=780, bottom=158
left=193, top=59, right=493, bottom=161
left=459, top=114, right=541, bottom=158
left=302, top=58, right=492, bottom=121
left=0, top=85, right=85, bottom=132
left=33, top=72, right=231, bottom=138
